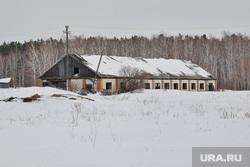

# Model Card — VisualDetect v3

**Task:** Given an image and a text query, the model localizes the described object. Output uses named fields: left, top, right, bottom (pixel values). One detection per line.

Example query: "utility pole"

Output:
left=65, top=25, right=69, bottom=56
left=63, top=25, right=71, bottom=91
left=15, top=42, right=17, bottom=89
left=92, top=50, right=104, bottom=93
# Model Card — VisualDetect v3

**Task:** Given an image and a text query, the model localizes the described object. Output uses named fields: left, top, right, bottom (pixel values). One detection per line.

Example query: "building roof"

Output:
left=0, top=78, right=11, bottom=83
left=75, top=55, right=215, bottom=80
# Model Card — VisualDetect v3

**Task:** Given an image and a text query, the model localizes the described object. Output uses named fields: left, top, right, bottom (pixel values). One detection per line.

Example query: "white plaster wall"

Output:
left=86, top=79, right=93, bottom=85
left=71, top=79, right=82, bottom=92
left=103, top=79, right=117, bottom=92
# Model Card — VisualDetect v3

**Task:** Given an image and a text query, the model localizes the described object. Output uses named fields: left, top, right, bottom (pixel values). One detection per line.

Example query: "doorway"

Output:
left=86, top=84, right=92, bottom=92
left=208, top=83, right=214, bottom=91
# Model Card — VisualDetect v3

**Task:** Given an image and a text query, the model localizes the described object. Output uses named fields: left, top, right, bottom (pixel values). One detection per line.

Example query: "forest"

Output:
left=0, top=32, right=250, bottom=90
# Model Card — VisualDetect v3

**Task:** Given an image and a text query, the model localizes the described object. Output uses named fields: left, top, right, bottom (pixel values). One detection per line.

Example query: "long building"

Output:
left=39, top=54, right=217, bottom=93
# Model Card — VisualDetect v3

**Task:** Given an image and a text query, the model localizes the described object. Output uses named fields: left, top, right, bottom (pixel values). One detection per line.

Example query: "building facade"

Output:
left=40, top=54, right=217, bottom=93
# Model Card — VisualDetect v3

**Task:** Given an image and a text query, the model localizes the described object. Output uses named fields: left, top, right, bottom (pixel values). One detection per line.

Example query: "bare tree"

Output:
left=119, top=66, right=147, bottom=92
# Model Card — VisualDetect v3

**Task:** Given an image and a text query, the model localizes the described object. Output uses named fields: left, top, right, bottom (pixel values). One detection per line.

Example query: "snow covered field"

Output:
left=0, top=87, right=250, bottom=167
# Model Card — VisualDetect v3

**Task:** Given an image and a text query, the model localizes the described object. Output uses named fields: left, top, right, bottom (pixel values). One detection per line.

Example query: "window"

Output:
left=209, top=83, right=214, bottom=91
left=106, top=82, right=112, bottom=90
left=174, top=83, right=178, bottom=90
left=155, top=83, right=160, bottom=89
left=200, top=83, right=204, bottom=90
left=164, top=83, right=169, bottom=89
left=74, top=67, right=79, bottom=75
left=191, top=83, right=196, bottom=90
left=120, top=82, right=125, bottom=90
left=182, top=83, right=187, bottom=90
left=120, top=82, right=125, bottom=88
left=145, top=83, right=150, bottom=89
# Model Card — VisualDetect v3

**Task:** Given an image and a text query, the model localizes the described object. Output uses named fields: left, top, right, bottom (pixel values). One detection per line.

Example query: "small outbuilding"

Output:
left=0, top=78, right=11, bottom=88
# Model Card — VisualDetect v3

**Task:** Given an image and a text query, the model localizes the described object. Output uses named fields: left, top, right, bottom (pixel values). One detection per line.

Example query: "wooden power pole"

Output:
left=15, top=42, right=17, bottom=88
left=63, top=25, right=71, bottom=91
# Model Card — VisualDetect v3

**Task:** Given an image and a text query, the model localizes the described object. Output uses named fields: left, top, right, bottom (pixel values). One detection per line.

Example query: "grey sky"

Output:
left=0, top=0, right=249, bottom=44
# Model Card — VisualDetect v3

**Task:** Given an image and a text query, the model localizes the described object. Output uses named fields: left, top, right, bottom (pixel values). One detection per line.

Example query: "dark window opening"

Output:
left=106, top=82, right=112, bottom=90
left=74, top=67, right=79, bottom=75
left=182, top=83, right=187, bottom=90
left=164, top=83, right=169, bottom=89
left=52, top=81, right=66, bottom=90
left=119, top=82, right=125, bottom=92
left=191, top=83, right=196, bottom=90
left=155, top=83, right=160, bottom=89
left=174, top=83, right=178, bottom=90
left=145, top=83, right=150, bottom=89
left=120, top=82, right=125, bottom=89
left=86, top=84, right=92, bottom=92
left=208, top=83, right=214, bottom=91
left=42, top=82, right=50, bottom=87
left=200, top=83, right=204, bottom=90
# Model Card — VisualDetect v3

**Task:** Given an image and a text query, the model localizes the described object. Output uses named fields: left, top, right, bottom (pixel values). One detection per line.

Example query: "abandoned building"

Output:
left=39, top=54, right=217, bottom=93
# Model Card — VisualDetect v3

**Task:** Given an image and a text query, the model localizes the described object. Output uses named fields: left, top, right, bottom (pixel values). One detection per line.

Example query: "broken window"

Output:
left=209, top=83, right=214, bottom=91
left=120, top=82, right=125, bottom=89
left=174, top=83, right=178, bottom=90
left=182, top=83, right=187, bottom=90
left=86, top=84, right=92, bottom=92
left=191, top=83, right=196, bottom=90
left=164, top=83, right=169, bottom=89
left=145, top=83, right=150, bottom=89
left=106, top=82, right=112, bottom=90
left=155, top=83, right=160, bottom=89
left=200, top=83, right=204, bottom=90
left=74, top=67, right=79, bottom=75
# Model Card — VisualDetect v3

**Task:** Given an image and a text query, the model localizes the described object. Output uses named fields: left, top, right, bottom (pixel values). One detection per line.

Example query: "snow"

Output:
left=80, top=55, right=213, bottom=79
left=0, top=87, right=250, bottom=167
left=0, top=77, right=11, bottom=83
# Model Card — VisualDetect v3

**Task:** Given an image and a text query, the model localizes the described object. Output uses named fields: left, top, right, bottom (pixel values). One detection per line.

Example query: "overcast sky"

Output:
left=0, top=0, right=249, bottom=44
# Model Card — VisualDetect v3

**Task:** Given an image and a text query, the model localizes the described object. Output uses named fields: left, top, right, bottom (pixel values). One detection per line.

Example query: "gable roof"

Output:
left=74, top=55, right=215, bottom=80
left=0, top=78, right=11, bottom=83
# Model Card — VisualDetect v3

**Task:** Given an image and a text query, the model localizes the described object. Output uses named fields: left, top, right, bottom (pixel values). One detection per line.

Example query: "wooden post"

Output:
left=170, top=80, right=173, bottom=89
left=179, top=80, right=182, bottom=90
left=161, top=79, right=164, bottom=89
left=68, top=80, right=71, bottom=91
left=205, top=80, right=208, bottom=91
left=215, top=80, right=217, bottom=91
left=197, top=80, right=199, bottom=92
left=152, top=80, right=155, bottom=89
left=116, top=79, right=119, bottom=93
left=38, top=79, right=43, bottom=87
left=188, top=80, right=191, bottom=91
left=82, top=79, right=86, bottom=89
left=97, top=79, right=103, bottom=92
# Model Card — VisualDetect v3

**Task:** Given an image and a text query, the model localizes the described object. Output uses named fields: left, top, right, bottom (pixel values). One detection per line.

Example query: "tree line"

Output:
left=0, top=32, right=250, bottom=90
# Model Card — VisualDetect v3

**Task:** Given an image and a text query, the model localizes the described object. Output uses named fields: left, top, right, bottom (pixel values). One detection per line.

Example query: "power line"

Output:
left=71, top=24, right=250, bottom=31
left=0, top=27, right=62, bottom=38
left=1, top=24, right=250, bottom=44
left=1, top=24, right=250, bottom=38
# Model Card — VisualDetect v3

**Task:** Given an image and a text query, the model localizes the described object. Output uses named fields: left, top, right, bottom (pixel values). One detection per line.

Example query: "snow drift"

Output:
left=0, top=87, right=250, bottom=167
